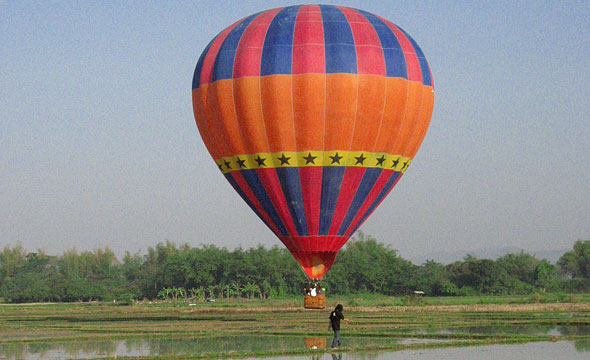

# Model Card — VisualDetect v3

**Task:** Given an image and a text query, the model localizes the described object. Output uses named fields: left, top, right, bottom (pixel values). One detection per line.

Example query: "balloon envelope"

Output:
left=192, top=5, right=434, bottom=279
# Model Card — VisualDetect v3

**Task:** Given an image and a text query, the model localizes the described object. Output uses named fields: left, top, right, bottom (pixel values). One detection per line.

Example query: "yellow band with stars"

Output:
left=214, top=151, right=412, bottom=174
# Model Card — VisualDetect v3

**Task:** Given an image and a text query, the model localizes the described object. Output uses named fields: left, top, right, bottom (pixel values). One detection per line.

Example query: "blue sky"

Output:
left=1, top=1, right=589, bottom=262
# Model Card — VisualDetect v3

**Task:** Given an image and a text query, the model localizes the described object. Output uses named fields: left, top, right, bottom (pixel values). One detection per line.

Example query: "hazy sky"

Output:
left=1, top=1, right=589, bottom=263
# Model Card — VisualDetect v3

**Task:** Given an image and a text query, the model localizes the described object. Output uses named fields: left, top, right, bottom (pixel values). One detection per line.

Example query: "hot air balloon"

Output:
left=192, top=5, right=434, bottom=281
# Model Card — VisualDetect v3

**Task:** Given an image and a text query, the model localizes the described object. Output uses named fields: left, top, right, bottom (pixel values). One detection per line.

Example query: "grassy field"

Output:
left=1, top=295, right=589, bottom=359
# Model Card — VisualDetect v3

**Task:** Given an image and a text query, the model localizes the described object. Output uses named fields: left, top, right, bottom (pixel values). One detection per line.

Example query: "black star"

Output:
left=376, top=155, right=386, bottom=166
left=255, top=155, right=266, bottom=167
left=224, top=160, right=232, bottom=170
left=391, top=158, right=400, bottom=168
left=329, top=152, right=343, bottom=164
left=401, top=161, right=409, bottom=171
left=217, top=163, right=223, bottom=171
left=235, top=157, right=246, bottom=168
left=303, top=152, right=317, bottom=165
left=278, top=153, right=291, bottom=165
left=354, top=153, right=366, bottom=165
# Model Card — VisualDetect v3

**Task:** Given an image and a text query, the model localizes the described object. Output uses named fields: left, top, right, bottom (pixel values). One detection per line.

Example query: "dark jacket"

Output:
left=329, top=309, right=344, bottom=331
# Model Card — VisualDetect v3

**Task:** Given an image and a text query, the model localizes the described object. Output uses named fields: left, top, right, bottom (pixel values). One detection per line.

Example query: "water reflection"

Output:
left=0, top=336, right=303, bottom=359
left=413, top=324, right=590, bottom=336
left=305, top=337, right=327, bottom=349
left=409, top=325, right=590, bottom=352
left=0, top=336, right=447, bottom=359
left=293, top=341, right=589, bottom=360
left=0, top=326, right=588, bottom=359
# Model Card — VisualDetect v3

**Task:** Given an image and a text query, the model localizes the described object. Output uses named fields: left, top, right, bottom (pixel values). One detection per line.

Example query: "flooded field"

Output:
left=0, top=336, right=451, bottom=359
left=271, top=341, right=589, bottom=360
left=0, top=334, right=587, bottom=359
left=0, top=302, right=588, bottom=359
left=414, top=324, right=590, bottom=336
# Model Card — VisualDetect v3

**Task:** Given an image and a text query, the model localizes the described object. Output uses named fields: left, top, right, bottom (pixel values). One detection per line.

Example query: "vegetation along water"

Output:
left=1, top=235, right=589, bottom=303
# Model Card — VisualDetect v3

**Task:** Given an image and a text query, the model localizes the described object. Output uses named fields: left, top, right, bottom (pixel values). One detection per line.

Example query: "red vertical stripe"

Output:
left=328, top=167, right=366, bottom=235
left=338, top=7, right=385, bottom=75
left=256, top=168, right=299, bottom=236
left=199, top=21, right=242, bottom=85
left=299, top=167, right=322, bottom=235
left=343, top=170, right=395, bottom=237
left=230, top=172, right=282, bottom=237
left=379, top=17, right=422, bottom=82
left=292, top=5, right=325, bottom=74
left=234, top=9, right=281, bottom=78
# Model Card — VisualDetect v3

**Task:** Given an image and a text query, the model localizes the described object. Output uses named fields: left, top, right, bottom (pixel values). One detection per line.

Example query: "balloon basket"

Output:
left=304, top=294, right=326, bottom=309
left=305, top=337, right=327, bottom=349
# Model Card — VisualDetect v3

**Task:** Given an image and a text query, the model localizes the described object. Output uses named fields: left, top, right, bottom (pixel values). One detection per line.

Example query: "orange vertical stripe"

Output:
left=392, top=81, right=423, bottom=155
left=324, top=73, right=358, bottom=151
left=192, top=87, right=221, bottom=160
left=233, top=77, right=270, bottom=155
left=406, top=86, right=435, bottom=158
left=373, top=77, right=409, bottom=153
left=349, top=75, right=386, bottom=151
left=293, top=73, right=325, bottom=151
left=210, top=80, right=247, bottom=157
left=261, top=75, right=296, bottom=153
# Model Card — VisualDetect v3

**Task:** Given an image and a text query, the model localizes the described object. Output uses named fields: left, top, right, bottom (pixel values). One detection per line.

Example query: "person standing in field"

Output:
left=329, top=304, right=349, bottom=348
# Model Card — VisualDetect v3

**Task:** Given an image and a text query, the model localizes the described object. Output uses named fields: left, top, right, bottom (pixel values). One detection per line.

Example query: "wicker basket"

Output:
left=304, top=294, right=326, bottom=309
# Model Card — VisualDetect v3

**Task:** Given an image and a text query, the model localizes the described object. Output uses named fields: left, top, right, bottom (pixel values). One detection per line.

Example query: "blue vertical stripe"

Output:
left=320, top=5, right=357, bottom=74
left=349, top=171, right=401, bottom=235
left=193, top=37, right=216, bottom=89
left=319, top=167, right=346, bottom=235
left=261, top=6, right=300, bottom=76
left=211, top=14, right=258, bottom=82
left=239, top=169, right=289, bottom=236
left=356, top=10, right=407, bottom=79
left=276, top=167, right=308, bottom=236
left=337, top=168, right=383, bottom=235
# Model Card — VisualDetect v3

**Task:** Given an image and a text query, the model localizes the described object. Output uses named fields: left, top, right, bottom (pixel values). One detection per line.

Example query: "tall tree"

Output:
left=558, top=240, right=590, bottom=278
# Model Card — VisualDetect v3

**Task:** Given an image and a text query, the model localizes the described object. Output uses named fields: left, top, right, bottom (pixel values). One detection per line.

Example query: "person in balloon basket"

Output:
left=328, top=304, right=349, bottom=348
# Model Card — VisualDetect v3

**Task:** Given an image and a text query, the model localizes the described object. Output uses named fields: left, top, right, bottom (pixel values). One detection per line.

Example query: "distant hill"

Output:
left=412, top=246, right=567, bottom=265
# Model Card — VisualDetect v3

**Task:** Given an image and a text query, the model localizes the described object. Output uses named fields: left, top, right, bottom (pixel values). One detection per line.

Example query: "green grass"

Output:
left=0, top=295, right=589, bottom=359
left=144, top=292, right=590, bottom=308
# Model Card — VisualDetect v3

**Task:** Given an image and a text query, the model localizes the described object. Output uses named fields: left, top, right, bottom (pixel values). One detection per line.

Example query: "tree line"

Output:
left=0, top=233, right=589, bottom=303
